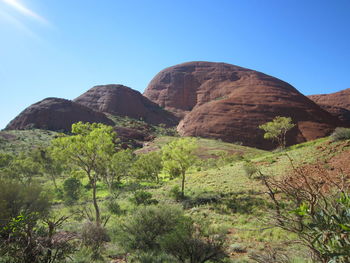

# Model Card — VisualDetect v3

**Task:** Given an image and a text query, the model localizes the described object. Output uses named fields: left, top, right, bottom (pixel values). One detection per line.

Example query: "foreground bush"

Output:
left=259, top=163, right=350, bottom=263
left=330, top=127, right=350, bottom=141
left=0, top=180, right=74, bottom=263
left=116, top=205, right=227, bottom=263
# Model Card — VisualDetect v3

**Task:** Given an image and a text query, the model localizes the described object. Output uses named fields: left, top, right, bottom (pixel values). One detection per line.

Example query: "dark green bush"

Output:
left=106, top=200, right=123, bottom=215
left=116, top=205, right=186, bottom=251
left=63, top=177, right=82, bottom=205
left=169, top=185, right=184, bottom=201
left=330, top=127, right=350, bottom=141
left=129, top=191, right=158, bottom=206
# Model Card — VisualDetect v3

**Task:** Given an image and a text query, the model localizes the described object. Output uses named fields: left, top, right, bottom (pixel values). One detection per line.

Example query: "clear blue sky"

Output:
left=1, top=0, right=350, bottom=129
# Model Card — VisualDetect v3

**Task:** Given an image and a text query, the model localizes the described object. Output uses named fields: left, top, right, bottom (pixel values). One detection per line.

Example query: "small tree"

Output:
left=131, top=151, right=163, bottom=183
left=51, top=122, right=116, bottom=225
left=259, top=116, right=295, bottom=149
left=161, top=138, right=198, bottom=198
left=102, top=149, right=135, bottom=191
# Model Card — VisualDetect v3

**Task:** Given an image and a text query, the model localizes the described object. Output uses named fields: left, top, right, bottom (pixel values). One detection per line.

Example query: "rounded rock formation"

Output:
left=308, top=88, right=350, bottom=126
left=5, top=98, right=114, bottom=131
left=144, top=61, right=341, bottom=149
left=74, top=84, right=178, bottom=126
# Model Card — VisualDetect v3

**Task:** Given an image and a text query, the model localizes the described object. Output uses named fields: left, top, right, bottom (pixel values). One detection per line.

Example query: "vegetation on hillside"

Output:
left=0, top=121, right=349, bottom=262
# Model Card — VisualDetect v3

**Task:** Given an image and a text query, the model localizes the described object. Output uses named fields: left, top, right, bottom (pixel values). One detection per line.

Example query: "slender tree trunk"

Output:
left=91, top=176, right=100, bottom=225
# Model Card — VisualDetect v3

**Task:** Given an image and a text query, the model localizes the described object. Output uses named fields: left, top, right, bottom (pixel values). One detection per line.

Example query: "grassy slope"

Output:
left=3, top=128, right=349, bottom=262
left=136, top=137, right=348, bottom=262
left=0, top=129, right=58, bottom=154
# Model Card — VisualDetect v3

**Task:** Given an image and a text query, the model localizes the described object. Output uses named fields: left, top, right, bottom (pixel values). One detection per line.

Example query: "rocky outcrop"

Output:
left=308, top=88, right=350, bottom=126
left=74, top=84, right=178, bottom=126
left=5, top=98, right=114, bottom=131
left=145, top=61, right=341, bottom=149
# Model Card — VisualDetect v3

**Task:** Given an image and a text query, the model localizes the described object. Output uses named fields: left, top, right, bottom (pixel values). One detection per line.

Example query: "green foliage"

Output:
left=116, top=205, right=186, bottom=252
left=129, top=191, right=158, bottom=206
left=0, top=180, right=51, bottom=227
left=1, top=153, right=42, bottom=184
left=51, top=122, right=117, bottom=224
left=259, top=116, right=295, bottom=149
left=106, top=199, right=123, bottom=215
left=128, top=251, right=176, bottom=263
left=330, top=127, right=350, bottom=141
left=242, top=161, right=259, bottom=179
left=262, top=165, right=350, bottom=263
left=0, top=130, right=57, bottom=155
left=63, top=177, right=82, bottom=205
left=162, top=138, right=198, bottom=197
left=116, top=204, right=227, bottom=262
left=103, top=149, right=135, bottom=190
left=160, top=220, right=227, bottom=263
left=294, top=193, right=350, bottom=262
left=0, top=180, right=73, bottom=263
left=132, top=151, right=163, bottom=183
left=35, top=148, right=65, bottom=189
left=81, top=221, right=109, bottom=261
left=169, top=185, right=185, bottom=202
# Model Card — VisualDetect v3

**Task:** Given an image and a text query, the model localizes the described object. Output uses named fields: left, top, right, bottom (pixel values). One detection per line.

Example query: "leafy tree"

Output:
left=102, top=149, right=135, bottom=191
left=131, top=151, right=163, bottom=183
left=259, top=116, right=295, bottom=149
left=162, top=138, right=198, bottom=198
left=35, top=148, right=65, bottom=189
left=51, top=122, right=116, bottom=224
left=2, top=154, right=42, bottom=184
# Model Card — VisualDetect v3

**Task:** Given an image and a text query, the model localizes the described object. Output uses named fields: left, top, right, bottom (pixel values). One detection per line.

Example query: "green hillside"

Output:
left=1, top=125, right=349, bottom=262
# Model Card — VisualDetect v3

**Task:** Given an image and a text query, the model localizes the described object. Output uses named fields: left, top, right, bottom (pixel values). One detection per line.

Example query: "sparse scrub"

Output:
left=330, top=127, right=350, bottom=141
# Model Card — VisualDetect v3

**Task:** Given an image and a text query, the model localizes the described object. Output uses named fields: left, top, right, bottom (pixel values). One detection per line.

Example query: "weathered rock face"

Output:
left=74, top=84, right=178, bottom=126
left=5, top=98, right=114, bottom=131
left=308, top=88, right=350, bottom=126
left=144, top=61, right=341, bottom=149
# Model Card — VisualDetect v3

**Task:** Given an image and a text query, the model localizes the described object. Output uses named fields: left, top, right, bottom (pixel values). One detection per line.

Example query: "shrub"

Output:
left=106, top=200, right=123, bottom=215
left=261, top=163, right=350, bottom=263
left=330, top=127, right=350, bottom=141
left=160, top=220, right=227, bottom=263
left=169, top=185, right=184, bottom=201
left=63, top=177, right=82, bottom=205
left=81, top=221, right=109, bottom=260
left=116, top=205, right=227, bottom=262
left=116, top=205, right=186, bottom=251
left=129, top=191, right=158, bottom=206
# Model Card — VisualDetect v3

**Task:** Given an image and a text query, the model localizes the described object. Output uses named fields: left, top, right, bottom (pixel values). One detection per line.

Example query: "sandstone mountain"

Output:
left=74, top=84, right=178, bottom=126
left=308, top=88, right=350, bottom=126
left=144, top=61, right=341, bottom=149
left=5, top=98, right=114, bottom=131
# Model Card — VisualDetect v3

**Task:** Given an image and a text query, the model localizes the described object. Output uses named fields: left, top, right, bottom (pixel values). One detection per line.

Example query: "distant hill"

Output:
left=308, top=88, right=350, bottom=126
left=5, top=97, right=114, bottom=131
left=74, top=84, right=178, bottom=126
left=145, top=61, right=341, bottom=149
left=5, top=61, right=347, bottom=150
